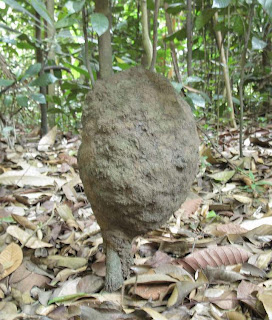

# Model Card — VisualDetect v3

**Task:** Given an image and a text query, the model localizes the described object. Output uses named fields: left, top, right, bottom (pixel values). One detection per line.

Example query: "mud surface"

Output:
left=78, top=67, right=199, bottom=258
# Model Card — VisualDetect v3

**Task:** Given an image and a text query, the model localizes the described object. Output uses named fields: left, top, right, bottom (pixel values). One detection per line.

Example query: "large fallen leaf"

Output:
left=241, top=217, right=272, bottom=230
left=6, top=226, right=53, bottom=249
left=258, top=290, right=272, bottom=320
left=41, top=255, right=87, bottom=269
left=177, top=245, right=252, bottom=273
left=0, top=243, right=23, bottom=280
left=208, top=170, right=235, bottom=183
left=0, top=168, right=65, bottom=188
left=38, top=126, right=57, bottom=151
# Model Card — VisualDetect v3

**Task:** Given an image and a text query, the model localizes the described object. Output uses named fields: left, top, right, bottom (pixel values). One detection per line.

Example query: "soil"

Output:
left=78, top=67, right=199, bottom=290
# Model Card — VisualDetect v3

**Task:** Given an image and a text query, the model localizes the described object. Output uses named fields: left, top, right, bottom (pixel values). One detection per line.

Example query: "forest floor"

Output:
left=0, top=123, right=272, bottom=320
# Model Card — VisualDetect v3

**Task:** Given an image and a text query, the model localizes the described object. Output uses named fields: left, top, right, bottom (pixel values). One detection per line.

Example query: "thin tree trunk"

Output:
left=141, top=0, right=152, bottom=68
left=47, top=0, right=55, bottom=128
left=186, top=0, right=193, bottom=76
left=94, top=0, right=112, bottom=79
left=239, top=5, right=254, bottom=157
left=150, top=0, right=160, bottom=72
left=164, top=3, right=182, bottom=83
left=214, top=12, right=237, bottom=129
left=35, top=12, right=48, bottom=136
left=82, top=5, right=95, bottom=87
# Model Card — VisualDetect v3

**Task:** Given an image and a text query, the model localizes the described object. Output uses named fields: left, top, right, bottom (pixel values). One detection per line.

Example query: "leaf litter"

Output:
left=0, top=125, right=271, bottom=319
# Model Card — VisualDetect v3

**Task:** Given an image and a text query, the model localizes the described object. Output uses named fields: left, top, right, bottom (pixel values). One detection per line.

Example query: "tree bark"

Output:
left=239, top=5, right=254, bottom=157
left=82, top=5, right=95, bottom=87
left=164, top=3, right=182, bottom=83
left=186, top=0, right=193, bottom=76
left=94, top=0, right=112, bottom=79
left=35, top=12, right=48, bottom=136
left=141, top=0, right=152, bottom=68
left=47, top=0, right=55, bottom=128
left=214, top=13, right=237, bottom=129
left=150, top=0, right=160, bottom=72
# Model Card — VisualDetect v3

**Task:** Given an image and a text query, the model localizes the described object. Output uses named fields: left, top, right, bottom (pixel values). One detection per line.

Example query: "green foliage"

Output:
left=90, top=13, right=109, bottom=36
left=0, top=0, right=271, bottom=132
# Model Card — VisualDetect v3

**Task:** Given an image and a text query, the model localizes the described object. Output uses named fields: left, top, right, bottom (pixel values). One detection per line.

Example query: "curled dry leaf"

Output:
left=6, top=226, right=53, bottom=249
left=177, top=245, right=252, bottom=274
left=0, top=243, right=23, bottom=280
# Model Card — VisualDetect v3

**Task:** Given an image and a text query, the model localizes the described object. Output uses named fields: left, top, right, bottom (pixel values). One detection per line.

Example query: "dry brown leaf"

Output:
left=124, top=274, right=178, bottom=286
left=217, top=223, right=248, bottom=235
left=0, top=243, right=23, bottom=280
left=258, top=290, right=272, bottom=320
left=130, top=284, right=171, bottom=301
left=6, top=226, right=53, bottom=249
left=38, top=126, right=57, bottom=151
left=206, top=289, right=238, bottom=310
left=144, top=251, right=172, bottom=268
left=11, top=214, right=36, bottom=230
left=175, top=198, right=202, bottom=220
left=177, top=245, right=252, bottom=274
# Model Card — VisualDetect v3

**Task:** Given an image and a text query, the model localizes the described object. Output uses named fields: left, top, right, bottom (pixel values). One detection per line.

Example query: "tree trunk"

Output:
left=186, top=0, right=193, bottom=77
left=164, top=3, right=182, bottom=83
left=35, top=12, right=48, bottom=136
left=150, top=0, right=160, bottom=72
left=214, top=13, right=237, bottom=129
left=94, top=0, right=112, bottom=79
left=82, top=5, right=95, bottom=87
left=141, top=0, right=152, bottom=68
left=47, top=0, right=55, bottom=128
left=239, top=5, right=254, bottom=157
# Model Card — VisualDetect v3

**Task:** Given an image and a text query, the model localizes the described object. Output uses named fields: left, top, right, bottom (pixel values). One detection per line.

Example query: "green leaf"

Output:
left=195, top=10, right=216, bottom=30
left=252, top=36, right=267, bottom=50
left=212, top=0, right=232, bottom=8
left=185, top=76, right=204, bottom=83
left=30, top=0, right=54, bottom=26
left=257, top=0, right=272, bottom=17
left=208, top=170, right=235, bottom=182
left=232, top=16, right=244, bottom=35
left=16, top=95, right=28, bottom=107
left=21, top=63, right=41, bottom=80
left=187, top=93, right=206, bottom=108
left=4, top=95, right=13, bottom=107
left=56, top=16, right=77, bottom=29
left=207, top=210, right=217, bottom=218
left=64, top=62, right=90, bottom=78
left=90, top=13, right=109, bottom=36
left=65, top=0, right=85, bottom=14
left=232, top=97, right=240, bottom=105
left=165, top=28, right=186, bottom=42
left=0, top=79, right=14, bottom=86
left=30, top=73, right=58, bottom=87
left=166, top=3, right=184, bottom=15
left=256, top=180, right=272, bottom=186
left=2, top=0, right=38, bottom=22
left=48, top=293, right=87, bottom=305
left=171, top=82, right=183, bottom=93
left=31, top=93, right=46, bottom=104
